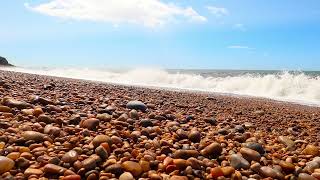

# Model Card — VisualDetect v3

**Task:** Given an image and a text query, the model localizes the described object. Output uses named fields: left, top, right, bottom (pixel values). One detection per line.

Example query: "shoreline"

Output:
left=0, top=70, right=320, bottom=179
left=1, top=67, right=320, bottom=108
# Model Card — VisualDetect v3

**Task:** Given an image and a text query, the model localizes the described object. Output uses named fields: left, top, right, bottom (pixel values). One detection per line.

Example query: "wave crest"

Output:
left=2, top=67, right=320, bottom=106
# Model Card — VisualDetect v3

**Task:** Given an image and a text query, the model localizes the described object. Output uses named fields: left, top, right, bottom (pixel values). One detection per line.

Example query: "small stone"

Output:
left=2, top=97, right=31, bottom=109
left=22, top=131, right=45, bottom=141
left=16, top=157, right=29, bottom=168
left=278, top=136, right=295, bottom=150
left=43, top=164, right=66, bottom=174
left=235, top=125, right=245, bottom=133
left=0, top=156, right=15, bottom=174
left=129, top=109, right=139, bottom=120
left=230, top=154, right=250, bottom=170
left=61, top=175, right=81, bottom=180
left=240, top=147, right=261, bottom=162
left=119, top=172, right=134, bottom=180
left=96, top=113, right=112, bottom=121
left=81, top=118, right=100, bottom=130
left=221, top=166, right=235, bottom=176
left=200, top=142, right=222, bottom=158
left=37, top=114, right=54, bottom=123
left=82, top=157, right=97, bottom=170
left=302, top=145, right=320, bottom=157
left=122, top=161, right=143, bottom=177
left=126, top=100, right=147, bottom=112
left=61, top=150, right=78, bottom=164
left=92, top=135, right=112, bottom=147
left=24, top=168, right=43, bottom=177
left=169, top=176, right=188, bottom=180
left=188, top=130, right=201, bottom=143
left=211, top=167, right=224, bottom=179
left=173, top=150, right=199, bottom=159
left=95, top=146, right=108, bottom=160
left=173, top=159, right=190, bottom=170
left=140, top=119, right=153, bottom=127
left=33, top=107, right=44, bottom=117
left=298, top=173, right=317, bottom=180
left=105, top=164, right=123, bottom=176
left=260, top=166, right=284, bottom=179
left=279, top=161, right=295, bottom=172
left=0, top=105, right=11, bottom=112
left=244, top=142, right=265, bottom=154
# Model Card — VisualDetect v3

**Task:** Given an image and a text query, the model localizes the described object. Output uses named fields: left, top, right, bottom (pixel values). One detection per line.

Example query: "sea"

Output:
left=1, top=66, right=320, bottom=106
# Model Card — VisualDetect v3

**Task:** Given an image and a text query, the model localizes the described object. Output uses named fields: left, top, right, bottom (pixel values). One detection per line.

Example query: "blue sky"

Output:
left=1, top=0, right=320, bottom=70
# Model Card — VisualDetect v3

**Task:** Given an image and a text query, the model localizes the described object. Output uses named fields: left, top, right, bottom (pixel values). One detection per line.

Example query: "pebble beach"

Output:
left=0, top=70, right=320, bottom=180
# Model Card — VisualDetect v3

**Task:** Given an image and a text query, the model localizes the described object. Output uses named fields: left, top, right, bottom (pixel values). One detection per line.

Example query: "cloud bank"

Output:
left=25, top=0, right=207, bottom=27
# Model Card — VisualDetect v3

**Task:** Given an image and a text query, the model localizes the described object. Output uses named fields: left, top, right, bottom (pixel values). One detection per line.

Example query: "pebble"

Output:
left=240, top=147, right=261, bottom=162
left=92, top=135, right=112, bottom=147
left=278, top=136, right=295, bottom=150
left=188, top=130, right=201, bottom=143
left=0, top=105, right=11, bottom=112
left=61, top=150, right=78, bottom=164
left=43, top=164, right=66, bottom=174
left=173, top=150, right=199, bottom=159
left=122, top=161, right=143, bottom=177
left=119, top=172, right=134, bottom=180
left=298, top=173, right=317, bottom=180
left=244, top=142, right=265, bottom=154
left=24, top=168, right=43, bottom=177
left=211, top=167, right=224, bottom=179
left=260, top=166, right=284, bottom=179
left=200, top=142, right=222, bottom=158
left=279, top=161, right=295, bottom=172
left=22, top=131, right=45, bottom=141
left=0, top=156, right=15, bottom=174
left=81, top=118, right=100, bottom=130
left=302, top=145, right=320, bottom=157
left=230, top=154, right=250, bottom=169
left=126, top=100, right=147, bottom=112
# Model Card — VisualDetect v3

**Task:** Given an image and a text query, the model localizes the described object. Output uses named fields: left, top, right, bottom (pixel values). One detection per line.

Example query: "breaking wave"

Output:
left=2, top=66, right=320, bottom=106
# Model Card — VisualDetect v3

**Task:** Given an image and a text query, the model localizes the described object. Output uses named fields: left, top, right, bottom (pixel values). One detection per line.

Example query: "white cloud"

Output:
left=206, top=6, right=229, bottom=17
left=25, top=0, right=207, bottom=28
left=233, top=23, right=246, bottom=31
left=228, top=45, right=254, bottom=50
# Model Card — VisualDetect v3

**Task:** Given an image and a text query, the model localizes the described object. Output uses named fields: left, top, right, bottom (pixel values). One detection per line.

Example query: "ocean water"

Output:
left=1, top=66, right=320, bottom=106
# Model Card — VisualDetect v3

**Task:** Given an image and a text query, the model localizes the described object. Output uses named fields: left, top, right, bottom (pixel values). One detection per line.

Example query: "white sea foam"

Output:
left=1, top=66, right=320, bottom=106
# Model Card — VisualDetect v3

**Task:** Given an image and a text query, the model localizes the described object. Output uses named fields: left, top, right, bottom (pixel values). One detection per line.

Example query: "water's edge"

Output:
left=1, top=67, right=320, bottom=107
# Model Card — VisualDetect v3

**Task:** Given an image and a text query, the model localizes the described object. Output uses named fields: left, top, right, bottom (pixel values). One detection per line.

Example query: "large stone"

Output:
left=0, top=156, right=15, bottom=174
left=0, top=56, right=13, bottom=66
left=126, top=100, right=147, bottom=112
